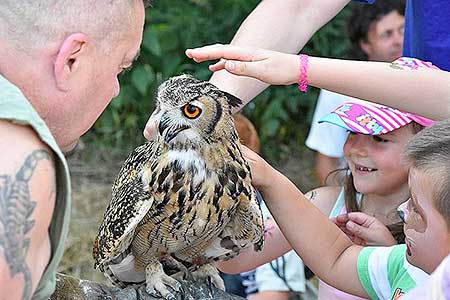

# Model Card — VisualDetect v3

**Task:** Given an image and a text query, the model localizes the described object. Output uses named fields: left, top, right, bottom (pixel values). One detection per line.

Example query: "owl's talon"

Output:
left=146, top=262, right=181, bottom=300
left=145, top=286, right=179, bottom=300
left=144, top=287, right=161, bottom=298
left=184, top=270, right=194, bottom=281
left=191, top=264, right=225, bottom=290
left=166, top=293, right=178, bottom=300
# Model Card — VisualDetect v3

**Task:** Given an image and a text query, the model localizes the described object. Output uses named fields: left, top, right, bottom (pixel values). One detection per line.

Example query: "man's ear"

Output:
left=359, top=40, right=371, bottom=57
left=54, top=33, right=88, bottom=91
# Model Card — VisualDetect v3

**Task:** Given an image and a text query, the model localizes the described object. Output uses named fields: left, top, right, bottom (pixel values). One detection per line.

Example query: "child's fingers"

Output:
left=331, top=218, right=346, bottom=228
left=350, top=236, right=367, bottom=246
left=340, top=227, right=354, bottom=237
left=335, top=213, right=350, bottom=222
left=185, top=44, right=262, bottom=63
left=223, top=60, right=267, bottom=80
left=337, top=226, right=366, bottom=246
left=346, top=212, right=376, bottom=226
left=333, top=220, right=353, bottom=236
left=345, top=220, right=372, bottom=241
left=209, top=59, right=227, bottom=72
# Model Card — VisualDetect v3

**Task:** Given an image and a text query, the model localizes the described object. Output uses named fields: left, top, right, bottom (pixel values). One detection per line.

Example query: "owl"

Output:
left=93, top=74, right=264, bottom=300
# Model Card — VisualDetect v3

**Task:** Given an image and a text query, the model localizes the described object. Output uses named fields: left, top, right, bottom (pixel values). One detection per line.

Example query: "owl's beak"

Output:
left=158, top=113, right=189, bottom=143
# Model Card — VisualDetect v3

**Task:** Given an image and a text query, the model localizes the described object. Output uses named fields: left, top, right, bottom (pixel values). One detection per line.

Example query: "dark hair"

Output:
left=405, top=119, right=450, bottom=228
left=343, top=172, right=406, bottom=243
left=342, top=122, right=424, bottom=243
left=347, top=0, right=406, bottom=60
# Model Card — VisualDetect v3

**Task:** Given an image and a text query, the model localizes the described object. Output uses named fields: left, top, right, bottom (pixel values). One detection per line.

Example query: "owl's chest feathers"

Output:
left=166, top=148, right=209, bottom=185
left=141, top=143, right=248, bottom=241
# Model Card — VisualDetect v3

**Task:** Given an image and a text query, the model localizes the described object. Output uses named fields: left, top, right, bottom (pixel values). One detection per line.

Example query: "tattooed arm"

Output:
left=0, top=120, right=56, bottom=300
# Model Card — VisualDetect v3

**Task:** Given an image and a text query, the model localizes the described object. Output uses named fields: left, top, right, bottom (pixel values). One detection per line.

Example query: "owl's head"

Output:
left=149, top=74, right=242, bottom=147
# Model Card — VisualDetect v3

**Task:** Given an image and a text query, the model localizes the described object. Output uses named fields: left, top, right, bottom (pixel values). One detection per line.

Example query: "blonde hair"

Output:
left=0, top=0, right=147, bottom=53
left=404, top=119, right=450, bottom=227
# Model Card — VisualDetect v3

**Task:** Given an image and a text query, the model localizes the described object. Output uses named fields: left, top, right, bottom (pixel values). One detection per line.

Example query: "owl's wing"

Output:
left=195, top=159, right=264, bottom=263
left=199, top=185, right=264, bottom=264
left=233, top=186, right=264, bottom=251
left=93, top=142, right=160, bottom=269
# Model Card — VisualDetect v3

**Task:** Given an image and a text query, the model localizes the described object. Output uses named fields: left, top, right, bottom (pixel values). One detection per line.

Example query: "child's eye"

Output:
left=373, top=135, right=389, bottom=143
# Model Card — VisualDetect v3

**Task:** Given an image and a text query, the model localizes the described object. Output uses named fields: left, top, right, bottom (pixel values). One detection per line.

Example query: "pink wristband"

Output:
left=298, top=54, right=309, bottom=93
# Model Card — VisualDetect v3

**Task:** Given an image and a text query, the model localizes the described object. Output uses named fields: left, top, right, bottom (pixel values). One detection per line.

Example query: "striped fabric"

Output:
left=402, top=254, right=450, bottom=300
left=319, top=99, right=434, bottom=135
left=357, top=245, right=429, bottom=300
left=393, top=57, right=440, bottom=70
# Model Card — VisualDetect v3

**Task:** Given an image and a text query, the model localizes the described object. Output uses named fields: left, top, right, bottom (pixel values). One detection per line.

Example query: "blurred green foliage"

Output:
left=83, top=0, right=351, bottom=161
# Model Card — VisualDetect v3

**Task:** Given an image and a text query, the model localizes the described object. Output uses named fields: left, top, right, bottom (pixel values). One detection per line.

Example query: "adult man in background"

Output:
left=305, top=0, right=405, bottom=185
left=0, top=1, right=146, bottom=299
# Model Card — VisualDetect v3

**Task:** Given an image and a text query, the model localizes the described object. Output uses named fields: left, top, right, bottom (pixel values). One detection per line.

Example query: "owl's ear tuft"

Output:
left=222, top=91, right=243, bottom=109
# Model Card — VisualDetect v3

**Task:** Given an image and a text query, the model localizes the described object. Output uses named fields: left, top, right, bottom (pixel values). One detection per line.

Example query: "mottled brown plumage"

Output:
left=93, top=75, right=264, bottom=300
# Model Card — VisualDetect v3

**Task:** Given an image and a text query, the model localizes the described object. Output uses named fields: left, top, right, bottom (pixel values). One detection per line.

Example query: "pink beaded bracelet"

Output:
left=298, top=54, right=309, bottom=93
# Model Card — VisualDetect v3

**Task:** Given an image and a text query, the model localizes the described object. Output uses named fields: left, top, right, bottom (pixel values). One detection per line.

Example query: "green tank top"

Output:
left=0, top=75, right=71, bottom=299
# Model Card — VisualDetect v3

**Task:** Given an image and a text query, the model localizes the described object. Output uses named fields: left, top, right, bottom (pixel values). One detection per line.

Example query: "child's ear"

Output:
left=54, top=33, right=89, bottom=91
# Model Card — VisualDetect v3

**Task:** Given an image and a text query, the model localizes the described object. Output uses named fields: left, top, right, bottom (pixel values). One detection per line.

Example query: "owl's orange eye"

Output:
left=182, top=104, right=202, bottom=119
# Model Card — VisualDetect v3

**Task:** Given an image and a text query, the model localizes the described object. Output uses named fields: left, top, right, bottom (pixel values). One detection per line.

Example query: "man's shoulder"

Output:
left=0, top=119, right=54, bottom=166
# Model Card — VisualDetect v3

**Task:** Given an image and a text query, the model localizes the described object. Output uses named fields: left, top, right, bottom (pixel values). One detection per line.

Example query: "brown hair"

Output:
left=404, top=119, right=450, bottom=228
left=342, top=122, right=425, bottom=243
left=347, top=0, right=405, bottom=60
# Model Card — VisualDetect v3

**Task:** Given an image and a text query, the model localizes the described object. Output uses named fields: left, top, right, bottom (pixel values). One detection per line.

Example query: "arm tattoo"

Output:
left=0, top=150, right=53, bottom=300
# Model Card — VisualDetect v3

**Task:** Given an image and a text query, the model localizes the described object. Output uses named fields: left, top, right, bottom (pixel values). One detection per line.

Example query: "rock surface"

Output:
left=51, top=273, right=245, bottom=300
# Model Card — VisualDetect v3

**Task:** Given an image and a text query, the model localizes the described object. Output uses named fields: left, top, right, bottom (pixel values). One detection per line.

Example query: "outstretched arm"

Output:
left=241, top=146, right=368, bottom=298
left=186, top=45, right=450, bottom=120
left=208, top=0, right=351, bottom=109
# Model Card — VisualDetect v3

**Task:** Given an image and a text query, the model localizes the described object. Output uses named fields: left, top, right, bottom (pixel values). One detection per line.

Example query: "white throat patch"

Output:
left=167, top=149, right=207, bottom=184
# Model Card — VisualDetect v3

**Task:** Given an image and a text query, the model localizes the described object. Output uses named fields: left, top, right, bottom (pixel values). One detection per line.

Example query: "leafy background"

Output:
left=62, top=0, right=354, bottom=283
left=82, top=0, right=351, bottom=162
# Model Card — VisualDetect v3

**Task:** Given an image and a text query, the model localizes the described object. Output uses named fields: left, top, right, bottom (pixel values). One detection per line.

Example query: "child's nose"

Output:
left=349, top=135, right=370, bottom=156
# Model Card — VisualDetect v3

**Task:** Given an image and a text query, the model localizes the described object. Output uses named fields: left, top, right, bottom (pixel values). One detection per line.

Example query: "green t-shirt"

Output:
left=357, top=244, right=429, bottom=300
left=0, top=75, right=71, bottom=299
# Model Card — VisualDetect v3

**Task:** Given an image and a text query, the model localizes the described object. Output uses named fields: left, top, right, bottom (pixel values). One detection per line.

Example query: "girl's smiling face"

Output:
left=401, top=168, right=450, bottom=273
left=343, top=124, right=414, bottom=196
